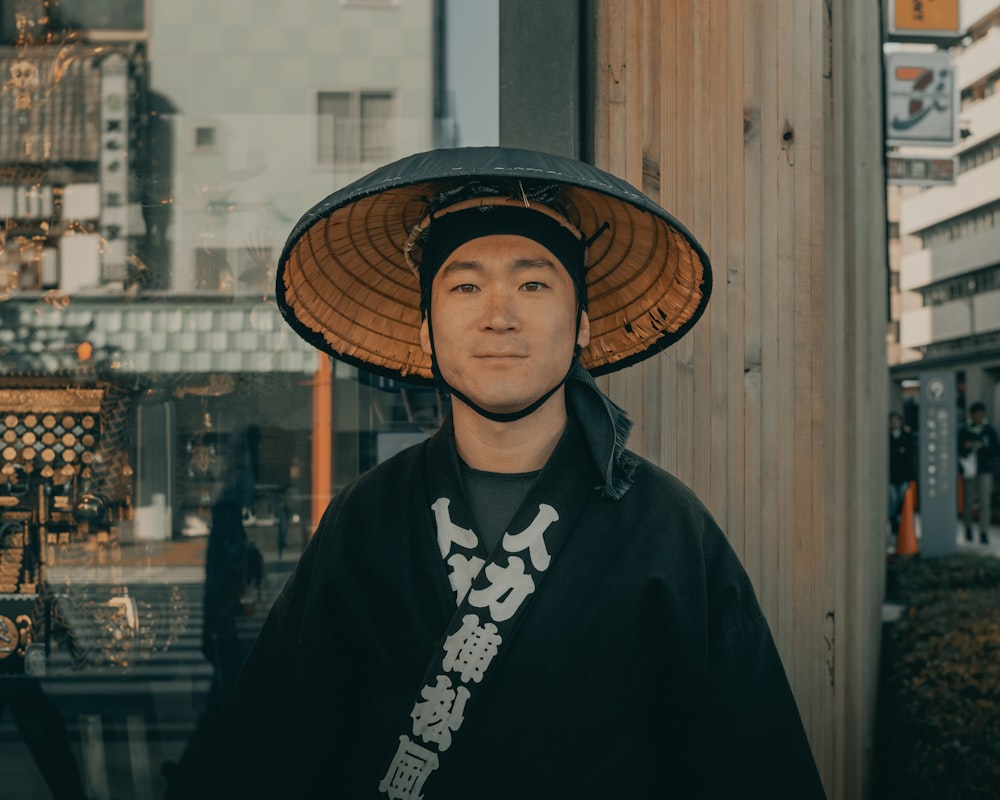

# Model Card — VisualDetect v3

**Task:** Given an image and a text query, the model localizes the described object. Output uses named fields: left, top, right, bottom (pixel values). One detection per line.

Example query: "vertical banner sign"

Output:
left=919, top=372, right=957, bottom=557
left=885, top=51, right=958, bottom=148
left=99, top=53, right=130, bottom=281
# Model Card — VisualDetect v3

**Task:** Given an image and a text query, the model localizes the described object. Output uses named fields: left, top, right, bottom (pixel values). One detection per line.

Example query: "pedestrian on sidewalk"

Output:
left=959, top=402, right=999, bottom=545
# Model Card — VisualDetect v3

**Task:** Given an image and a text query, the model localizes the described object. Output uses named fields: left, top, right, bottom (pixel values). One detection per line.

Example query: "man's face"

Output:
left=971, top=409, right=985, bottom=426
left=420, top=234, right=590, bottom=416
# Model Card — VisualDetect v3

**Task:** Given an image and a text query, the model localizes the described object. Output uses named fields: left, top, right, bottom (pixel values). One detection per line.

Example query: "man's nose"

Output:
left=482, top=288, right=519, bottom=331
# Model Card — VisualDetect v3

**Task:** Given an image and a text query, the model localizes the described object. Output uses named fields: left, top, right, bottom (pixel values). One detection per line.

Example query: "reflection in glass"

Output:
left=0, top=0, right=496, bottom=794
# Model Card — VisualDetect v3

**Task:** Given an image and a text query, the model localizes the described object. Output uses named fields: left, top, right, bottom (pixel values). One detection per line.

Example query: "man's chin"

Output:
left=453, top=386, right=562, bottom=418
left=454, top=395, right=526, bottom=416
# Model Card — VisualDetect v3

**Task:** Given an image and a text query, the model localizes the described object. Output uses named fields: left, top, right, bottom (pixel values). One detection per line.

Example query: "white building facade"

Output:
left=147, top=0, right=437, bottom=297
left=892, top=0, right=1000, bottom=412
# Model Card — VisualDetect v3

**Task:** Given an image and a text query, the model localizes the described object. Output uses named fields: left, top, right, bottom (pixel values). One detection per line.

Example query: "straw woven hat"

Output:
left=276, top=146, right=711, bottom=385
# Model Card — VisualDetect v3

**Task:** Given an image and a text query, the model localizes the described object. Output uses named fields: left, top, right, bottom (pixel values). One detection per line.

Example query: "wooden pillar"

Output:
left=591, top=2, right=888, bottom=797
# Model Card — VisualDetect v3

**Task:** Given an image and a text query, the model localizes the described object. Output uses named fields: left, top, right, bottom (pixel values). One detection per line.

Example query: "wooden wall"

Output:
left=591, top=2, right=888, bottom=797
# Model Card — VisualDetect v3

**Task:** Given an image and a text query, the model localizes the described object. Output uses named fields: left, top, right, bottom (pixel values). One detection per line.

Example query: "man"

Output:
left=168, top=147, right=825, bottom=798
left=959, top=402, right=999, bottom=544
left=888, top=411, right=916, bottom=537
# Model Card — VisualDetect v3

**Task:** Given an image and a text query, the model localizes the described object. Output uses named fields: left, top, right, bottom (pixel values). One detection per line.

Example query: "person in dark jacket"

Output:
left=201, top=427, right=264, bottom=707
left=166, top=147, right=826, bottom=799
left=959, top=402, right=999, bottom=544
left=888, top=411, right=917, bottom=536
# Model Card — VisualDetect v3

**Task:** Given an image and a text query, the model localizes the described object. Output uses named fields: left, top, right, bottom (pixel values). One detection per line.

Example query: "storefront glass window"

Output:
left=0, top=0, right=497, bottom=794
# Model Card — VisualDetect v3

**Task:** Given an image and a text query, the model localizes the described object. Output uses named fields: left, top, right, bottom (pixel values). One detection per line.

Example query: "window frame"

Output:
left=314, top=88, right=398, bottom=168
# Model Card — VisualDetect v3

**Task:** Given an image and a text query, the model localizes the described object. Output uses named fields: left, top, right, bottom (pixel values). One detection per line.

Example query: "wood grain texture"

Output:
left=591, top=2, right=888, bottom=796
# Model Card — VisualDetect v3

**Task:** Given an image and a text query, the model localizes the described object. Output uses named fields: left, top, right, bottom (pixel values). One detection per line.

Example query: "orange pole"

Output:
left=311, top=354, right=333, bottom=534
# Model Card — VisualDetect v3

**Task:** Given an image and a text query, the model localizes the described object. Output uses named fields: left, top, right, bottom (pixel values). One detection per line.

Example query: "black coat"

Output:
left=889, top=429, right=917, bottom=484
left=171, top=416, right=825, bottom=799
left=959, top=421, right=1000, bottom=476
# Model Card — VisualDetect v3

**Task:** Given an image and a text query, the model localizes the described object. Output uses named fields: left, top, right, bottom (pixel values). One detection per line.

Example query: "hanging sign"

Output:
left=888, top=0, right=963, bottom=42
left=98, top=53, right=130, bottom=282
left=886, top=155, right=957, bottom=186
left=885, top=51, right=959, bottom=148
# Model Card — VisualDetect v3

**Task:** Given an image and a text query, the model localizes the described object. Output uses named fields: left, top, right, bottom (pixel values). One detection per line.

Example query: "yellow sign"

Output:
left=893, top=0, right=960, bottom=34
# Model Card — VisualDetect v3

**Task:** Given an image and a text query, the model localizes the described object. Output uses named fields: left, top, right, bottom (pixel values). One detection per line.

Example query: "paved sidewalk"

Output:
left=886, top=517, right=1000, bottom=559
left=951, top=520, right=1000, bottom=556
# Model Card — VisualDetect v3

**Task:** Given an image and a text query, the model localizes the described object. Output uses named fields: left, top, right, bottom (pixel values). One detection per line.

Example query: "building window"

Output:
left=922, top=198, right=1000, bottom=248
left=922, top=266, right=1000, bottom=307
left=195, top=246, right=272, bottom=293
left=317, top=90, right=395, bottom=165
left=0, top=241, right=57, bottom=291
left=958, top=134, right=998, bottom=174
left=49, top=0, right=147, bottom=32
left=194, top=125, right=217, bottom=151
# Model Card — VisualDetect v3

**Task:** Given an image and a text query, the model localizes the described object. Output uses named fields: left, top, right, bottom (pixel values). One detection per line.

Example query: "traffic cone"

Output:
left=896, top=480, right=919, bottom=556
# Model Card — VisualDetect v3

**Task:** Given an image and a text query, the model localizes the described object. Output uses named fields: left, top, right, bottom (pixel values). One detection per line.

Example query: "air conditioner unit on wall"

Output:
left=58, top=234, right=102, bottom=294
left=61, top=184, right=102, bottom=221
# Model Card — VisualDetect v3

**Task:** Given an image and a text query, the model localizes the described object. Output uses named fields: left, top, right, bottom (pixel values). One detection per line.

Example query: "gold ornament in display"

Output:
left=0, top=616, right=18, bottom=658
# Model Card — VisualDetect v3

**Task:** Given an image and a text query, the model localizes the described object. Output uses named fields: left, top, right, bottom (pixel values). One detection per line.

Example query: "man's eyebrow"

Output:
left=511, top=257, right=558, bottom=271
left=438, top=259, right=483, bottom=276
left=438, top=257, right=558, bottom=275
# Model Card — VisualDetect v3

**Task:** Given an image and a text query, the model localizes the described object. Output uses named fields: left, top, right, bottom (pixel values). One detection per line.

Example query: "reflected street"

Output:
left=1, top=538, right=294, bottom=799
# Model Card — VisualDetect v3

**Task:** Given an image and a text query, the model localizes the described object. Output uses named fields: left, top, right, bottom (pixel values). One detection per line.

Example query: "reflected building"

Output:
left=0, top=0, right=454, bottom=794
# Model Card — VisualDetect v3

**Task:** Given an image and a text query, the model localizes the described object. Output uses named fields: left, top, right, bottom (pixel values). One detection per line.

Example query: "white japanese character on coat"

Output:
left=446, top=553, right=485, bottom=604
left=501, top=503, right=558, bottom=570
left=410, top=675, right=471, bottom=752
left=379, top=735, right=439, bottom=800
left=442, top=614, right=502, bottom=684
left=468, top=557, right=535, bottom=622
left=431, top=497, right=478, bottom=555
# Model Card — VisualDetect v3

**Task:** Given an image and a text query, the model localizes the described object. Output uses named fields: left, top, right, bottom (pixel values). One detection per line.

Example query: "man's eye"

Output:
left=451, top=283, right=478, bottom=293
left=521, top=281, right=545, bottom=292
